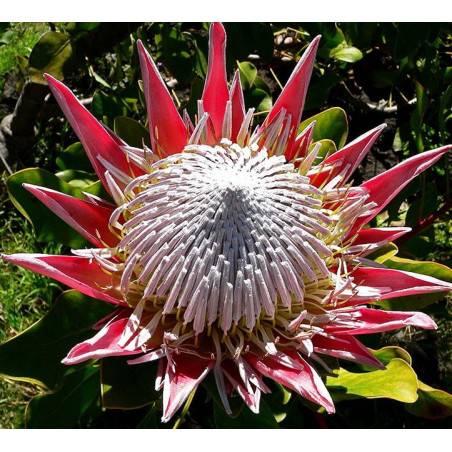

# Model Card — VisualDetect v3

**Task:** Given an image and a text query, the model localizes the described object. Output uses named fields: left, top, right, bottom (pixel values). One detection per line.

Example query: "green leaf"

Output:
left=410, top=81, right=428, bottom=152
left=251, top=88, right=272, bottom=112
left=326, top=359, right=418, bottom=404
left=332, top=46, right=363, bottom=63
left=376, top=256, right=452, bottom=310
left=65, top=22, right=100, bottom=36
left=0, top=29, right=14, bottom=46
left=213, top=397, right=279, bottom=429
left=55, top=170, right=99, bottom=188
left=193, top=39, right=208, bottom=79
left=25, top=366, right=101, bottom=428
left=305, top=73, right=343, bottom=110
left=56, top=142, right=94, bottom=173
left=394, top=23, right=430, bottom=62
left=238, top=61, right=257, bottom=90
left=92, top=90, right=123, bottom=128
left=137, top=404, right=160, bottom=428
left=28, top=31, right=74, bottom=84
left=101, top=356, right=159, bottom=410
left=404, top=185, right=439, bottom=228
left=358, top=346, right=412, bottom=372
left=0, top=290, right=113, bottom=389
left=7, top=168, right=107, bottom=247
left=154, top=24, right=192, bottom=84
left=114, top=116, right=151, bottom=149
left=263, top=381, right=292, bottom=423
left=366, top=242, right=399, bottom=264
left=298, top=107, right=348, bottom=149
left=308, top=139, right=337, bottom=164
left=371, top=346, right=412, bottom=366
left=405, top=381, right=452, bottom=420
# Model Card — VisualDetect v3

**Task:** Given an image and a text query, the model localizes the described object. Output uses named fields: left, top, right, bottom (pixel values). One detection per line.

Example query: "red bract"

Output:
left=3, top=23, right=452, bottom=422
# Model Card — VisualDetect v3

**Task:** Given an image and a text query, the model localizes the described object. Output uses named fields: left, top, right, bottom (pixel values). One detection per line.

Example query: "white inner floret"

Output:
left=110, top=141, right=341, bottom=334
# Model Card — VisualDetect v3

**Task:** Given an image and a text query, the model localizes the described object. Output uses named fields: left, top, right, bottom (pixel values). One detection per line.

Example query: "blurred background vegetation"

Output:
left=0, top=22, right=451, bottom=428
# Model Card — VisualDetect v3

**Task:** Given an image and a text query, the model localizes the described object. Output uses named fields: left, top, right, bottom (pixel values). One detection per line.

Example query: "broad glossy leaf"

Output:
left=213, top=397, right=279, bottom=429
left=298, top=107, right=348, bottom=149
left=405, top=381, right=452, bottom=420
left=114, top=116, right=151, bottom=149
left=0, top=290, right=112, bottom=389
left=137, top=404, right=161, bottom=428
left=101, top=356, right=159, bottom=410
left=245, top=88, right=272, bottom=113
left=25, top=366, right=101, bottom=428
left=7, top=168, right=108, bottom=247
left=305, top=73, right=343, bottom=110
left=28, top=31, right=74, bottom=84
left=332, top=46, right=363, bottom=63
left=358, top=346, right=412, bottom=372
left=65, top=22, right=100, bottom=35
left=404, top=185, right=439, bottom=228
left=371, top=346, right=412, bottom=365
left=238, top=61, right=257, bottom=90
left=154, top=24, right=192, bottom=84
left=367, top=242, right=399, bottom=264
left=308, top=139, right=337, bottom=164
left=410, top=81, right=428, bottom=152
left=376, top=256, right=452, bottom=310
left=326, top=359, right=418, bottom=403
left=55, top=169, right=99, bottom=188
left=193, top=38, right=208, bottom=79
left=56, top=142, right=94, bottom=173
left=92, top=90, right=123, bottom=128
left=263, top=381, right=292, bottom=424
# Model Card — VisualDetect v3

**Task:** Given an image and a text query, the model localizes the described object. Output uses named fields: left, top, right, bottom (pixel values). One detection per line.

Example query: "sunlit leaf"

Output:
left=377, top=257, right=452, bottom=310
left=7, top=168, right=107, bottom=247
left=114, top=116, right=151, bottom=149
left=406, top=381, right=452, bottom=420
left=326, top=359, right=418, bottom=403
left=28, top=31, right=74, bottom=84
left=332, top=46, right=363, bottom=63
left=56, top=142, right=94, bottom=173
left=299, top=107, right=348, bottom=149
left=367, top=242, right=399, bottom=264
left=238, top=61, right=257, bottom=90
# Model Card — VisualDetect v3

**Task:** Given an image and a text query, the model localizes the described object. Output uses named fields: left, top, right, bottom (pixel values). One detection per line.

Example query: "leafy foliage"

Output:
left=1, top=21, right=452, bottom=429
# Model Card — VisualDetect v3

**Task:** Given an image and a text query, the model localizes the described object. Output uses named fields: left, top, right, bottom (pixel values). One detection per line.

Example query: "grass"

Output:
left=0, top=172, right=62, bottom=428
left=0, top=23, right=50, bottom=96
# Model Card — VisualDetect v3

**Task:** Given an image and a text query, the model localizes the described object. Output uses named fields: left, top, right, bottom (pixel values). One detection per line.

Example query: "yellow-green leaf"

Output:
left=367, top=242, right=399, bottom=264
left=377, top=256, right=452, bottom=310
left=406, top=381, right=452, bottom=420
left=28, top=31, right=74, bottom=84
left=326, top=359, right=418, bottom=403
left=299, top=107, right=348, bottom=149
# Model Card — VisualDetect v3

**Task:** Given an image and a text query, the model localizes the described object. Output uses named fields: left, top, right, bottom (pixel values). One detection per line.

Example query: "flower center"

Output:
left=111, top=141, right=340, bottom=335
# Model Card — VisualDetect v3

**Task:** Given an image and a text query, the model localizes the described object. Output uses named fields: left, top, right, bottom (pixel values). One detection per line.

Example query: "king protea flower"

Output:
left=3, top=23, right=452, bottom=422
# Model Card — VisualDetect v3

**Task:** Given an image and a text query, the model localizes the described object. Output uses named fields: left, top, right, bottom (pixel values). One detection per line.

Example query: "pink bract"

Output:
left=3, top=23, right=452, bottom=422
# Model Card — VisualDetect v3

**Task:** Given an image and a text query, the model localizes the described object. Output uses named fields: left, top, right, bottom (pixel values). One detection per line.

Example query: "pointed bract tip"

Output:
left=210, top=21, right=226, bottom=36
left=136, top=39, right=145, bottom=53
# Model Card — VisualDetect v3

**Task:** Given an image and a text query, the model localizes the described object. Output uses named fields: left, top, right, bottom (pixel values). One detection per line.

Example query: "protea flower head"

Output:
left=3, top=23, right=452, bottom=422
